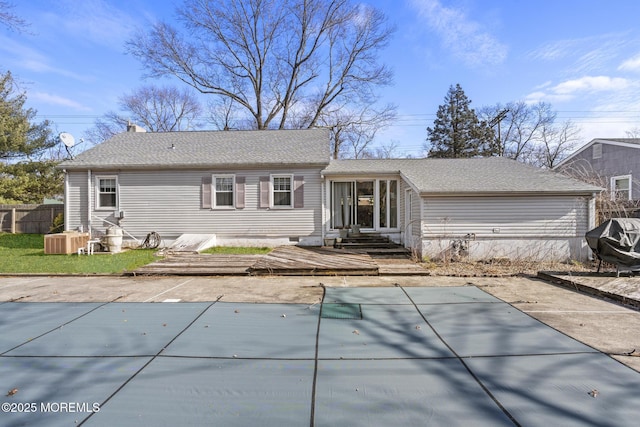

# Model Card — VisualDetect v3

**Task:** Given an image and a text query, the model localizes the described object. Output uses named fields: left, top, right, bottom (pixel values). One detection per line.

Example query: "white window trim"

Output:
left=329, top=179, right=400, bottom=231
left=270, top=174, right=294, bottom=209
left=611, top=174, right=632, bottom=201
left=377, top=179, right=399, bottom=230
left=212, top=174, right=235, bottom=209
left=95, top=175, right=118, bottom=211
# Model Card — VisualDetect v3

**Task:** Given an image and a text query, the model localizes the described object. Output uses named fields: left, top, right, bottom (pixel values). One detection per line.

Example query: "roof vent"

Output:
left=592, top=143, right=602, bottom=159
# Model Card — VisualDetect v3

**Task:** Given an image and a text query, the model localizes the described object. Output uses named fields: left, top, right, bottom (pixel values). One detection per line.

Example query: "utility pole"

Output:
left=489, top=109, right=509, bottom=156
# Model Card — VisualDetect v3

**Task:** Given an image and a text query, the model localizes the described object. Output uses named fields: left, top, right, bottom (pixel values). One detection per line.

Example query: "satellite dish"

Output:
left=59, top=132, right=76, bottom=147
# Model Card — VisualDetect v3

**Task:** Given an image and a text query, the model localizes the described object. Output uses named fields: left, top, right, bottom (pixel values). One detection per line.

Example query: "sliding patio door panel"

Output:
left=356, top=181, right=374, bottom=229
left=331, top=182, right=354, bottom=229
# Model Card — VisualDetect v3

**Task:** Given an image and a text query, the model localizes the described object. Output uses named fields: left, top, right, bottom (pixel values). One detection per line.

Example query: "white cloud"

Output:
left=524, top=91, right=572, bottom=105
left=553, top=76, right=630, bottom=94
left=528, top=33, right=635, bottom=75
left=30, top=91, right=91, bottom=111
left=619, top=54, right=640, bottom=72
left=526, top=76, right=632, bottom=103
left=0, top=35, right=93, bottom=82
left=410, top=0, right=507, bottom=68
left=47, top=0, right=139, bottom=49
left=528, top=39, right=576, bottom=62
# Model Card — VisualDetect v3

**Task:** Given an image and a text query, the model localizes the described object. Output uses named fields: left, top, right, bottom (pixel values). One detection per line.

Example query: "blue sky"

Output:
left=3, top=0, right=640, bottom=157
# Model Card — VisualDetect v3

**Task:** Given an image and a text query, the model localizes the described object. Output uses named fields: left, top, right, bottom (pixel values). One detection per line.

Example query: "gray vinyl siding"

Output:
left=411, top=189, right=421, bottom=239
left=560, top=143, right=639, bottom=199
left=65, top=172, right=88, bottom=230
left=67, top=168, right=323, bottom=243
left=421, top=195, right=589, bottom=238
left=418, top=195, right=592, bottom=261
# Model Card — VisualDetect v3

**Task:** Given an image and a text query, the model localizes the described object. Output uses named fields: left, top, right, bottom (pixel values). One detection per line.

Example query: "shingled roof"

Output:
left=59, top=128, right=331, bottom=169
left=60, top=128, right=601, bottom=195
left=323, top=157, right=602, bottom=195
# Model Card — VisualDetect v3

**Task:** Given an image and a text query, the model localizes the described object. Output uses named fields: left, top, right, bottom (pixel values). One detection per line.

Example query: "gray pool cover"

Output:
left=1, top=286, right=639, bottom=426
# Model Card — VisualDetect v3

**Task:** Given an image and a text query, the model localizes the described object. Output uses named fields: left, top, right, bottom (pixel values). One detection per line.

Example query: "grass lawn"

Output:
left=0, top=234, right=272, bottom=274
left=0, top=233, right=159, bottom=274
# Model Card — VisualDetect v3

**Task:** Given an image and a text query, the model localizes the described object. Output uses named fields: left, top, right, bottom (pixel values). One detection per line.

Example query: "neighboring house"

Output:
left=59, top=128, right=601, bottom=261
left=555, top=138, right=640, bottom=202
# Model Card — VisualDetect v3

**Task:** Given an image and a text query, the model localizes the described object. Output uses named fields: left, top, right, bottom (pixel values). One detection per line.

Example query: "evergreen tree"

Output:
left=425, top=84, right=495, bottom=158
left=0, top=71, right=61, bottom=203
left=0, top=71, right=54, bottom=160
left=0, top=160, right=62, bottom=204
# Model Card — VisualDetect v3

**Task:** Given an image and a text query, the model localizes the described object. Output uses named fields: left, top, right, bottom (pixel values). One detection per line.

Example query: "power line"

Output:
left=34, top=112, right=640, bottom=128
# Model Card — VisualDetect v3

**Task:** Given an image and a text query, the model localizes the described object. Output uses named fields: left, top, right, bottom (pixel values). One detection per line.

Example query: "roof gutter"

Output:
left=60, top=162, right=331, bottom=171
left=321, top=170, right=402, bottom=177
left=418, top=189, right=603, bottom=197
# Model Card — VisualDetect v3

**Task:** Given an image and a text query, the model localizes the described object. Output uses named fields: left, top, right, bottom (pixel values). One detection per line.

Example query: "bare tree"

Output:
left=479, top=100, right=582, bottom=168
left=84, top=114, right=127, bottom=145
left=207, top=98, right=240, bottom=131
left=370, top=140, right=402, bottom=159
left=126, top=0, right=395, bottom=156
left=625, top=127, right=640, bottom=138
left=85, top=85, right=203, bottom=143
left=479, top=101, right=555, bottom=161
left=0, top=1, right=28, bottom=32
left=532, top=119, right=580, bottom=168
left=318, top=103, right=395, bottom=159
left=122, top=85, right=203, bottom=131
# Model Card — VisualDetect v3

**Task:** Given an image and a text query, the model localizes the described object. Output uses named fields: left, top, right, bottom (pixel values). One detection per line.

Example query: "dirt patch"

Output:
left=420, top=258, right=596, bottom=277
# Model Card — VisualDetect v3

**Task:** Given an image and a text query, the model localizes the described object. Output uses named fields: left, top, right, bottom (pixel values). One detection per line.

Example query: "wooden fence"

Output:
left=0, top=204, right=64, bottom=234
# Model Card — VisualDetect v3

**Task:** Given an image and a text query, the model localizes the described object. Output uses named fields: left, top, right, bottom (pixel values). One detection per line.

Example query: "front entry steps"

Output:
left=334, top=233, right=409, bottom=256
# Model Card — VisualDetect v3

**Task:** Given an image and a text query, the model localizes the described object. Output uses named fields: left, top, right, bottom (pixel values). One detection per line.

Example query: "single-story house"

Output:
left=59, top=128, right=602, bottom=261
left=555, top=138, right=640, bottom=201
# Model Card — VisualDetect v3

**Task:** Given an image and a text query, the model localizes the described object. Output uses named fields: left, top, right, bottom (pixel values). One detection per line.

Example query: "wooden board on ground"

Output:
left=132, top=246, right=427, bottom=276
left=249, top=246, right=379, bottom=276
left=133, top=254, right=262, bottom=276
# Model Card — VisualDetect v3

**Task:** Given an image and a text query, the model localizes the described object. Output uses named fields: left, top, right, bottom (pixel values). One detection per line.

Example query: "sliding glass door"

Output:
left=331, top=182, right=353, bottom=229
left=331, top=181, right=375, bottom=229
left=330, top=179, right=397, bottom=230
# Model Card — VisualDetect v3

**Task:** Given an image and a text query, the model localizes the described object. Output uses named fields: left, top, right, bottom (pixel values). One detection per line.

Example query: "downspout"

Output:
left=63, top=170, right=69, bottom=232
left=418, top=190, right=425, bottom=259
left=321, top=176, right=326, bottom=244
left=589, top=193, right=597, bottom=229
left=87, top=169, right=92, bottom=237
left=587, top=192, right=597, bottom=261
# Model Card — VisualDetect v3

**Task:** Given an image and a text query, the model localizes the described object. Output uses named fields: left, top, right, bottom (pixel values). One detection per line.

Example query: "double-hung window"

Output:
left=611, top=175, right=632, bottom=201
left=272, top=175, right=293, bottom=208
left=96, top=176, right=117, bottom=210
left=214, top=175, right=235, bottom=208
